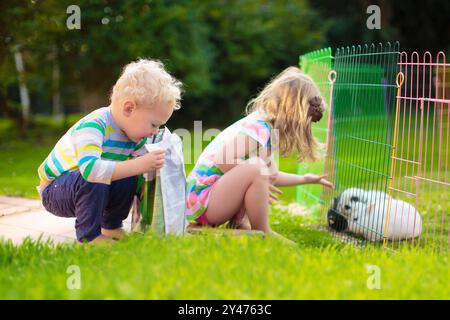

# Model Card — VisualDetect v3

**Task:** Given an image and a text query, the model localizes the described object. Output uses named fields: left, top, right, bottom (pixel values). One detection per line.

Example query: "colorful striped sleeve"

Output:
left=37, top=161, right=54, bottom=183
left=73, top=119, right=116, bottom=184
left=131, top=137, right=148, bottom=158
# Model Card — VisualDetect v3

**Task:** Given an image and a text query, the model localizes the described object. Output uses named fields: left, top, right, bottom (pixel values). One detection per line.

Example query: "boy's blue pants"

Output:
left=41, top=171, right=136, bottom=242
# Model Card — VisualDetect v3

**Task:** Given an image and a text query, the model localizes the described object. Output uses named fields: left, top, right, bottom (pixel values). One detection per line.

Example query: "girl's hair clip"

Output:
left=307, top=96, right=324, bottom=122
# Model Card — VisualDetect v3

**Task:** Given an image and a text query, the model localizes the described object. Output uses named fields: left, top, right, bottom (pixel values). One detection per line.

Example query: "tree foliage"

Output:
left=1, top=0, right=448, bottom=131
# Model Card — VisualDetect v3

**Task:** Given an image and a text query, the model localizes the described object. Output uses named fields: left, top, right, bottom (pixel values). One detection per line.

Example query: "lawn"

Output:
left=0, top=118, right=449, bottom=299
left=1, top=232, right=449, bottom=299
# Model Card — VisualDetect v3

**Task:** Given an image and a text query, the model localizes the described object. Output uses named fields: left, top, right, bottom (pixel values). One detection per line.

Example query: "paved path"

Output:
left=0, top=196, right=298, bottom=246
left=0, top=196, right=131, bottom=245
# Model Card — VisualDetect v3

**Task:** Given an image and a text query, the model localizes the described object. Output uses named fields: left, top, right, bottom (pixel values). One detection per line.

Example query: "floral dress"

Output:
left=186, top=112, right=272, bottom=221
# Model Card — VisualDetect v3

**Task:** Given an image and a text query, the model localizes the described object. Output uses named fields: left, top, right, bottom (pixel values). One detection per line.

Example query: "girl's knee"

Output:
left=243, top=157, right=270, bottom=180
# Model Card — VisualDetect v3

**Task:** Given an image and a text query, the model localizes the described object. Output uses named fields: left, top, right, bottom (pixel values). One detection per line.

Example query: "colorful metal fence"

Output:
left=386, top=51, right=449, bottom=252
left=297, top=48, right=333, bottom=209
left=298, top=42, right=449, bottom=252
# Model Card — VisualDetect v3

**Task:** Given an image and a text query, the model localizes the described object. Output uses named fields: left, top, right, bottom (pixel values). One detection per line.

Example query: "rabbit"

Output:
left=352, top=197, right=422, bottom=241
left=329, top=188, right=422, bottom=241
left=327, top=196, right=348, bottom=232
left=347, top=194, right=422, bottom=241
left=334, top=188, right=387, bottom=218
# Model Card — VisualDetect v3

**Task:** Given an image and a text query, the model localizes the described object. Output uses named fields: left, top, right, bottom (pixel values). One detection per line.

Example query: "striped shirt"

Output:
left=37, top=106, right=148, bottom=185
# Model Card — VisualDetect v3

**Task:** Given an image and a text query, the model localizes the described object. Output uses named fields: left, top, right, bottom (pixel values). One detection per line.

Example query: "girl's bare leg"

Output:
left=205, top=158, right=271, bottom=232
left=227, top=207, right=251, bottom=230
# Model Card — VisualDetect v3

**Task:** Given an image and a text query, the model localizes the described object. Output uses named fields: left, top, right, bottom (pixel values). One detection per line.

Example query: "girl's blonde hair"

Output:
left=111, top=58, right=182, bottom=110
left=246, top=66, right=325, bottom=162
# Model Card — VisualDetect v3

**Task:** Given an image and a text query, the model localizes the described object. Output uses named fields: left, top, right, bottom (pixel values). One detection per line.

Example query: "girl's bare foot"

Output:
left=227, top=219, right=252, bottom=230
left=236, top=221, right=252, bottom=230
left=101, top=227, right=126, bottom=240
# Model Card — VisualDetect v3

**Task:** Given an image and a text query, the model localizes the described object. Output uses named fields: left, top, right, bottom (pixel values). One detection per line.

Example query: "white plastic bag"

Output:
left=131, top=127, right=187, bottom=235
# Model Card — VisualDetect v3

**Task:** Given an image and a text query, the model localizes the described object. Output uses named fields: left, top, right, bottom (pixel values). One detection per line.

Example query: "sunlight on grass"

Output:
left=0, top=118, right=449, bottom=299
left=0, top=231, right=448, bottom=299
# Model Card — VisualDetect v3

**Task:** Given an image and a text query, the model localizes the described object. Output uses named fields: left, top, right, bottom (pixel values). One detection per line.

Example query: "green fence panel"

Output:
left=296, top=48, right=333, bottom=210
left=324, top=42, right=401, bottom=241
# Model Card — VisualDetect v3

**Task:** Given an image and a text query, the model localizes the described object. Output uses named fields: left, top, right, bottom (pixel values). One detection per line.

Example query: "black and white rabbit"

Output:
left=328, top=188, right=422, bottom=241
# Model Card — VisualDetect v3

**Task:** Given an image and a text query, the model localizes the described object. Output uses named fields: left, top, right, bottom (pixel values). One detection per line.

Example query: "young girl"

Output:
left=186, top=67, right=334, bottom=232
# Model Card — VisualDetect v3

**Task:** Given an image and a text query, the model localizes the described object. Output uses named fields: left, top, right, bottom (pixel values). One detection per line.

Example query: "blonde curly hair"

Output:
left=246, top=66, right=325, bottom=162
left=111, top=58, right=182, bottom=110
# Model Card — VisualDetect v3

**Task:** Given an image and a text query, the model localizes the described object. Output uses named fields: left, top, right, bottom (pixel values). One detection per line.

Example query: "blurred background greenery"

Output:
left=0, top=3, right=449, bottom=299
left=1, top=0, right=449, bottom=133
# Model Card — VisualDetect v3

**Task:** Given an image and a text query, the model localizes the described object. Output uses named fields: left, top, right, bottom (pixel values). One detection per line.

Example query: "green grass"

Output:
left=0, top=116, right=82, bottom=198
left=1, top=232, right=448, bottom=299
left=0, top=140, right=51, bottom=198
left=0, top=117, right=449, bottom=299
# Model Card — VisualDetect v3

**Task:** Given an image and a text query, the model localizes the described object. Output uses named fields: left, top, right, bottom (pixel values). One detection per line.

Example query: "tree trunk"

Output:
left=13, top=46, right=30, bottom=126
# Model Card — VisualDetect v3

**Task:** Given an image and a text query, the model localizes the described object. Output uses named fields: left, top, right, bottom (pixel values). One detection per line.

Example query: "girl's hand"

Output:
left=303, top=174, right=334, bottom=190
left=268, top=184, right=283, bottom=205
left=267, top=160, right=279, bottom=185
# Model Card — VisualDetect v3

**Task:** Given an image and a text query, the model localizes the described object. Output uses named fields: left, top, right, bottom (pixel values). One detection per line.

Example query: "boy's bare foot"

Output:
left=78, top=235, right=115, bottom=245
left=101, top=227, right=126, bottom=240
